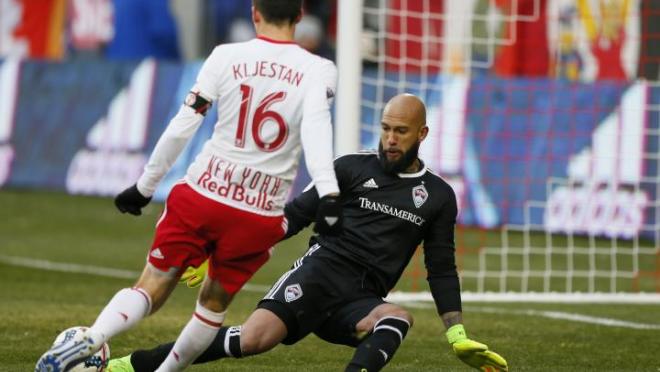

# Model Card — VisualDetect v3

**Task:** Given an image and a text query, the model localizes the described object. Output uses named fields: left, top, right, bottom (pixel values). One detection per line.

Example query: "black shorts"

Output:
left=257, top=243, right=387, bottom=346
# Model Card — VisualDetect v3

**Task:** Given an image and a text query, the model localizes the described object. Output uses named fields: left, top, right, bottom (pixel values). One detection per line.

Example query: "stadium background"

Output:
left=1, top=0, right=659, bottom=370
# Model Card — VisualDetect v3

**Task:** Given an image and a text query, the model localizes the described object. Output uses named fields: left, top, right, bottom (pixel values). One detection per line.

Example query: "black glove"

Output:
left=114, top=184, right=152, bottom=216
left=314, top=194, right=343, bottom=235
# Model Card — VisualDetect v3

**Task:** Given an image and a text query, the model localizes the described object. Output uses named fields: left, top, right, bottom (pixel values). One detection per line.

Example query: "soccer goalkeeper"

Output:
left=108, top=94, right=507, bottom=372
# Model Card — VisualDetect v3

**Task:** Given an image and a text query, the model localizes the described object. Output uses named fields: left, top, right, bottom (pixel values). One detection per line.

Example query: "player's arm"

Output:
left=299, top=60, right=342, bottom=234
left=423, top=186, right=508, bottom=371
left=282, top=183, right=321, bottom=239
left=115, top=48, right=221, bottom=215
left=283, top=153, right=354, bottom=239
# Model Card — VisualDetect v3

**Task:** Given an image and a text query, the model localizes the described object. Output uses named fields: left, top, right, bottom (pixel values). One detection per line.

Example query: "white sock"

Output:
left=156, top=302, right=225, bottom=371
left=90, top=287, right=152, bottom=342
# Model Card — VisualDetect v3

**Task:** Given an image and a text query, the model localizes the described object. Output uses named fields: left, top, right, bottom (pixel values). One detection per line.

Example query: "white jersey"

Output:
left=136, top=36, right=340, bottom=216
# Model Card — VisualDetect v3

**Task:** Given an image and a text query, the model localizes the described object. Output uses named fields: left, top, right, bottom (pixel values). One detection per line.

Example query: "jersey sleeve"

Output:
left=283, top=185, right=319, bottom=239
left=283, top=156, right=352, bottom=239
left=299, top=59, right=340, bottom=198
left=190, top=45, right=225, bottom=101
left=135, top=48, right=225, bottom=196
left=423, top=184, right=462, bottom=314
left=136, top=106, right=205, bottom=196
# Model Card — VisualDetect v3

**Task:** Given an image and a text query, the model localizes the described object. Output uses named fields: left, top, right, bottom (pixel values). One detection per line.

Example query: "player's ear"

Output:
left=294, top=8, right=304, bottom=24
left=419, top=125, right=429, bottom=142
left=252, top=6, right=260, bottom=25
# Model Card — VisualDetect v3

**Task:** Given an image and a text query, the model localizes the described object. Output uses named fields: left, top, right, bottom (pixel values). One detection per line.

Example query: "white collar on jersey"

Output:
left=397, top=166, right=427, bottom=178
left=373, top=151, right=427, bottom=178
left=397, top=159, right=427, bottom=178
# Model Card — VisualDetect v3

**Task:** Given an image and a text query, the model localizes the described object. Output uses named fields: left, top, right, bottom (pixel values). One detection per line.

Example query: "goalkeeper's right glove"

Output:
left=179, top=260, right=208, bottom=288
left=114, top=184, right=151, bottom=216
left=446, top=324, right=508, bottom=371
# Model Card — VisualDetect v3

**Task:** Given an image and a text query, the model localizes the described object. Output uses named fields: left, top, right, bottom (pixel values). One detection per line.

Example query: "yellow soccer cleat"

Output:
left=107, top=355, right=134, bottom=372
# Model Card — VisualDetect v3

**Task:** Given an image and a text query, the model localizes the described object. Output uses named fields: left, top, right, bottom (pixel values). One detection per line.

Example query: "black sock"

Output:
left=130, top=326, right=243, bottom=372
left=130, top=342, right=174, bottom=372
left=345, top=317, right=410, bottom=372
left=195, top=325, right=243, bottom=362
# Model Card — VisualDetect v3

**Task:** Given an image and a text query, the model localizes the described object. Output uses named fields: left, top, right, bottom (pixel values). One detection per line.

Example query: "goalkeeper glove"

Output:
left=314, top=194, right=343, bottom=235
left=179, top=260, right=208, bottom=288
left=446, top=324, right=508, bottom=371
left=115, top=184, right=151, bottom=216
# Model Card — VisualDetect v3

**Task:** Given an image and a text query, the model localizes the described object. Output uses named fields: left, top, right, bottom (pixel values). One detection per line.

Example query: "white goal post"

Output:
left=334, top=0, right=363, bottom=156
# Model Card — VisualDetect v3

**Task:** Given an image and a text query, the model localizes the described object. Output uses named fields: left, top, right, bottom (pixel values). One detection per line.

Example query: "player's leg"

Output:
left=110, top=280, right=296, bottom=372
left=35, top=191, right=205, bottom=372
left=92, top=184, right=209, bottom=344
left=93, top=182, right=216, bottom=343
left=314, top=298, right=413, bottom=372
left=155, top=204, right=286, bottom=371
left=107, top=308, right=287, bottom=372
left=346, top=303, right=413, bottom=372
left=155, top=275, right=232, bottom=371
left=113, top=246, right=328, bottom=372
left=35, top=264, right=182, bottom=372
left=93, top=264, right=178, bottom=336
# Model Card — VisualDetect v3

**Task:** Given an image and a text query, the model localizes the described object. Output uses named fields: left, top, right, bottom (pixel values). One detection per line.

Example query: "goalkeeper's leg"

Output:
left=112, top=308, right=287, bottom=372
left=126, top=326, right=241, bottom=372
left=345, top=304, right=413, bottom=372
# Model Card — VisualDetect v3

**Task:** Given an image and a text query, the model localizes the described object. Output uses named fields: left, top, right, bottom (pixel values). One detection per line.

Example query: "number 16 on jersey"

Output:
left=236, top=84, right=289, bottom=152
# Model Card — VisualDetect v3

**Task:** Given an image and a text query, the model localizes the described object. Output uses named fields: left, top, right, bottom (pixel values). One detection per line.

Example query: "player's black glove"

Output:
left=114, top=184, right=152, bottom=216
left=314, top=194, right=343, bottom=235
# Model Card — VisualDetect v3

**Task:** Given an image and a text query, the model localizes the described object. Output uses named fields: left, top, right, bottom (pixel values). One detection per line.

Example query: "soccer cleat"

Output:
left=35, top=328, right=103, bottom=372
left=107, top=355, right=135, bottom=372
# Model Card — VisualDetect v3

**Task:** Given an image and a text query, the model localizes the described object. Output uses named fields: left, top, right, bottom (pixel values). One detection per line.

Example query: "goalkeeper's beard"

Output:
left=378, top=141, right=420, bottom=174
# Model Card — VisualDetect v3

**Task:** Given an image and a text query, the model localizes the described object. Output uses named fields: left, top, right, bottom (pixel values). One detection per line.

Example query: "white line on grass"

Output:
left=470, top=306, right=660, bottom=330
left=0, top=254, right=271, bottom=293
left=391, top=301, right=660, bottom=330
left=5, top=254, right=660, bottom=330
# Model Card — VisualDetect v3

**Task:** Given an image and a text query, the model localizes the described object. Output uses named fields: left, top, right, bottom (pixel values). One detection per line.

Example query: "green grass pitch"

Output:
left=1, top=189, right=659, bottom=371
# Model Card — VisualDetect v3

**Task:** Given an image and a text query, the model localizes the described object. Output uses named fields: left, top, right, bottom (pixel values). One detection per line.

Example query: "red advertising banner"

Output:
left=0, top=0, right=65, bottom=59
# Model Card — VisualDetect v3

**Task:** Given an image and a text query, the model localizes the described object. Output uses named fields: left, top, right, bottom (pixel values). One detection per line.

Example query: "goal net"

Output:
left=345, top=0, right=660, bottom=302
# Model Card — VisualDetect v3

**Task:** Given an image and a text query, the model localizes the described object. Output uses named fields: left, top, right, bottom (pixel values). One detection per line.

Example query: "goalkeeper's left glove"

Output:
left=179, top=260, right=208, bottom=288
left=446, top=324, right=508, bottom=371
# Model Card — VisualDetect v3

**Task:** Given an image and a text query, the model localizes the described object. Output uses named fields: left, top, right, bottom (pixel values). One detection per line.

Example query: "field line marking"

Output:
left=388, top=290, right=660, bottom=304
left=390, top=301, right=660, bottom=330
left=6, top=254, right=659, bottom=329
left=469, top=306, right=660, bottom=330
left=0, top=254, right=270, bottom=293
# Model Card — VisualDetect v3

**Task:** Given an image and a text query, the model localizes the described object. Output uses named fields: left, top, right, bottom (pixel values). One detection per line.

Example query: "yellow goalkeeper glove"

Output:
left=446, top=324, right=508, bottom=371
left=179, top=260, right=208, bottom=288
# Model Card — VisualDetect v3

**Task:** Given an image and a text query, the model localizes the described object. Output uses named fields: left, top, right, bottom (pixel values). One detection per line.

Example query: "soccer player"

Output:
left=35, top=1, right=342, bottom=371
left=107, top=94, right=508, bottom=372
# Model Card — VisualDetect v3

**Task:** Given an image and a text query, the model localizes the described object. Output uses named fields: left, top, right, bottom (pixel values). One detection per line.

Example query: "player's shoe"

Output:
left=35, top=328, right=103, bottom=372
left=107, top=355, right=134, bottom=372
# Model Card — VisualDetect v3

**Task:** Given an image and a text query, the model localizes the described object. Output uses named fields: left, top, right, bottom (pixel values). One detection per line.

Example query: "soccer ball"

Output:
left=52, top=327, right=110, bottom=372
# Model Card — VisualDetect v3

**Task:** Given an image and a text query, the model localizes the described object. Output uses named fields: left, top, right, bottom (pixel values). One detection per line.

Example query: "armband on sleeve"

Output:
left=184, top=91, right=212, bottom=115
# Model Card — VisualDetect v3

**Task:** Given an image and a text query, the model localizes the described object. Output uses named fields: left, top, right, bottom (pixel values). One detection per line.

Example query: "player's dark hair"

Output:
left=253, top=0, right=303, bottom=25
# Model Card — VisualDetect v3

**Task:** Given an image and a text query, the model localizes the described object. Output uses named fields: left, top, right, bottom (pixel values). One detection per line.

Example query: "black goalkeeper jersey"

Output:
left=285, top=152, right=461, bottom=314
